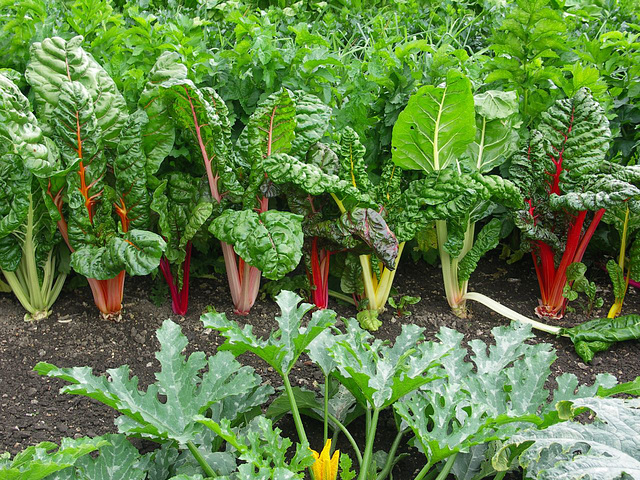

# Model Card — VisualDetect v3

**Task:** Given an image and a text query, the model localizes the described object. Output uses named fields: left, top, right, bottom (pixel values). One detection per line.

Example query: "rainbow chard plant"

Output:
left=509, top=88, right=640, bottom=320
left=151, top=173, right=213, bottom=315
left=0, top=71, right=68, bottom=320
left=392, top=70, right=523, bottom=318
left=25, top=37, right=166, bottom=320
left=158, top=67, right=306, bottom=314
left=260, top=125, right=399, bottom=313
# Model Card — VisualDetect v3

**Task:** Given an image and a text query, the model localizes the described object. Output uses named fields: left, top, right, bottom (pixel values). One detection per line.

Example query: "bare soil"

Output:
left=1, top=252, right=638, bottom=478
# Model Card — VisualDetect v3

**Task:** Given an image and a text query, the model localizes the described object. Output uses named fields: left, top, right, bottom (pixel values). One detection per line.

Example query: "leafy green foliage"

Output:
left=387, top=295, right=421, bottom=316
left=561, top=314, right=640, bottom=363
left=562, top=262, right=604, bottom=315
left=0, top=70, right=67, bottom=318
left=486, top=0, right=568, bottom=120
left=209, top=210, right=304, bottom=280
left=496, top=397, right=640, bottom=479
left=196, top=416, right=313, bottom=478
left=26, top=36, right=128, bottom=146
left=392, top=69, right=476, bottom=173
left=35, top=319, right=271, bottom=445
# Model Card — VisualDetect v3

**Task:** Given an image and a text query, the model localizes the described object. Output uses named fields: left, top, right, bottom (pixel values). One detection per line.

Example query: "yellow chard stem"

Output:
left=608, top=206, right=631, bottom=319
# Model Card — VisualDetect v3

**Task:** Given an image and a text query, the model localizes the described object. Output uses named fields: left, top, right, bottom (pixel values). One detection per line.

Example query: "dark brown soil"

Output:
left=1, top=252, right=638, bottom=479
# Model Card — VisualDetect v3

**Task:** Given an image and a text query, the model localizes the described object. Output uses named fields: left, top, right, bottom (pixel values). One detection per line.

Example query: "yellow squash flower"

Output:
left=310, top=439, right=339, bottom=480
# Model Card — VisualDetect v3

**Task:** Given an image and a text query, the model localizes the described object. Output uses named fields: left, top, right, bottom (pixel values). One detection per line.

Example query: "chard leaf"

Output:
left=26, top=36, right=127, bottom=146
left=159, top=78, right=242, bottom=201
left=339, top=253, right=363, bottom=295
left=261, top=153, right=372, bottom=205
left=337, top=208, right=399, bottom=270
left=337, top=127, right=371, bottom=192
left=201, top=290, right=336, bottom=375
left=457, top=218, right=502, bottom=285
left=114, top=110, right=152, bottom=231
left=390, top=170, right=483, bottom=243
left=306, top=142, right=339, bottom=176
left=466, top=90, right=520, bottom=174
left=291, top=91, right=331, bottom=155
left=0, top=72, right=53, bottom=176
left=473, top=90, right=519, bottom=120
left=561, top=314, right=640, bottom=363
left=243, top=89, right=297, bottom=208
left=208, top=210, right=304, bottom=280
left=138, top=52, right=187, bottom=175
left=35, top=320, right=262, bottom=445
left=498, top=397, right=640, bottom=479
left=607, top=260, right=626, bottom=302
left=631, top=238, right=640, bottom=281
left=329, top=320, right=452, bottom=409
left=151, top=174, right=213, bottom=266
left=392, top=70, right=475, bottom=173
left=71, top=230, right=166, bottom=280
left=0, top=437, right=108, bottom=480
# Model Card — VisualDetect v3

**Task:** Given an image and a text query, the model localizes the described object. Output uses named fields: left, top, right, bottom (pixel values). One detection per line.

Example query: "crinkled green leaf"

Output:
left=0, top=72, right=53, bottom=176
left=261, top=153, right=372, bottom=206
left=159, top=77, right=242, bottom=200
left=606, top=259, right=625, bottom=303
left=0, top=437, right=108, bottom=480
left=26, top=36, right=127, bottom=146
left=138, top=52, right=186, bottom=175
left=71, top=229, right=165, bottom=280
left=151, top=174, right=212, bottom=266
left=243, top=89, right=297, bottom=208
left=498, top=397, right=640, bottom=479
left=306, top=143, right=339, bottom=176
left=209, top=210, right=303, bottom=280
left=35, top=320, right=262, bottom=444
left=392, top=70, right=475, bottom=173
left=561, top=315, right=640, bottom=363
left=337, top=127, right=371, bottom=192
left=457, top=218, right=502, bottom=285
left=630, top=238, right=640, bottom=282
left=201, top=290, right=337, bottom=375
left=291, top=91, right=331, bottom=156
left=114, top=110, right=152, bottom=231
left=337, top=208, right=399, bottom=270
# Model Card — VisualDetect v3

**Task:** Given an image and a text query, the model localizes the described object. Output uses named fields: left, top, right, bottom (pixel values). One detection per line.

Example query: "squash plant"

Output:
left=25, top=36, right=167, bottom=320
left=0, top=70, right=68, bottom=320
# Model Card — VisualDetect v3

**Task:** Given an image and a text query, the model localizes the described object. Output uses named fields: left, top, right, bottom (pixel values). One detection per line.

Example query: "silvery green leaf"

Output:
left=329, top=320, right=452, bottom=409
left=35, top=320, right=261, bottom=445
left=499, top=397, right=640, bottom=479
left=75, top=434, right=147, bottom=480
left=201, top=290, right=337, bottom=375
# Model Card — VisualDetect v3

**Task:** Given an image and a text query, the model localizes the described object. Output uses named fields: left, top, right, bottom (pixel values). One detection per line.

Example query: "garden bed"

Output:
left=1, top=251, right=638, bottom=477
